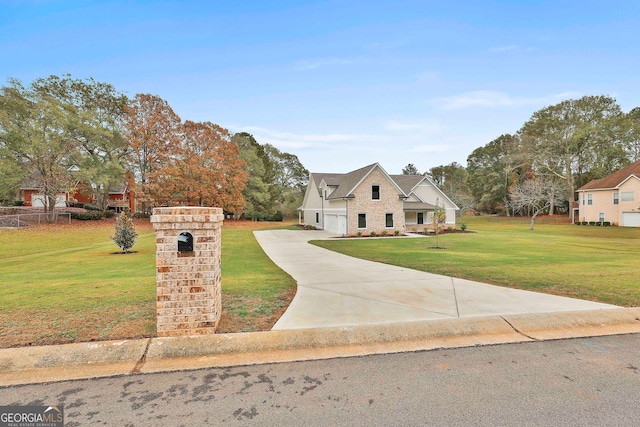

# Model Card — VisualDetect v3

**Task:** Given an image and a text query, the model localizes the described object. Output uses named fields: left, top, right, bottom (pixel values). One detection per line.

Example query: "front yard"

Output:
left=313, top=216, right=640, bottom=307
left=0, top=218, right=297, bottom=348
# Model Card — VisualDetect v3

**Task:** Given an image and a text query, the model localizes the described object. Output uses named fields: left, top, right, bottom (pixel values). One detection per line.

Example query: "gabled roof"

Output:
left=577, top=160, right=640, bottom=191
left=316, top=163, right=406, bottom=200
left=389, top=174, right=424, bottom=195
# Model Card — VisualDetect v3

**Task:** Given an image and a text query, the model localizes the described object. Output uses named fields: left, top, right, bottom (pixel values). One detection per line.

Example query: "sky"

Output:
left=2, top=0, right=639, bottom=175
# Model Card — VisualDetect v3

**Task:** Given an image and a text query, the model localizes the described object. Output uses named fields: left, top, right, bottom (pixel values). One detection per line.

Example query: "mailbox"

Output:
left=177, top=232, right=193, bottom=252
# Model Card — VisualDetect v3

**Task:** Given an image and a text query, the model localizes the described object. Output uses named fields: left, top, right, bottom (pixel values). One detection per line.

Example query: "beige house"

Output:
left=299, top=163, right=458, bottom=235
left=576, top=160, right=640, bottom=226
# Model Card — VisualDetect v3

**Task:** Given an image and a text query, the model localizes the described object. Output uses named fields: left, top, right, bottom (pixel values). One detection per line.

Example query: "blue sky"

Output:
left=2, top=1, right=639, bottom=174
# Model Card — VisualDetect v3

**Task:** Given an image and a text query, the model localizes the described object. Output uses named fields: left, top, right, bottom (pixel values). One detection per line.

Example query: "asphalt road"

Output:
left=2, top=334, right=639, bottom=426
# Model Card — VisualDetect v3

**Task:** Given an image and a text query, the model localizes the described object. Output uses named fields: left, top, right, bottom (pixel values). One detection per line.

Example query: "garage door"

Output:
left=323, top=214, right=347, bottom=234
left=622, top=212, right=640, bottom=227
left=32, top=194, right=66, bottom=208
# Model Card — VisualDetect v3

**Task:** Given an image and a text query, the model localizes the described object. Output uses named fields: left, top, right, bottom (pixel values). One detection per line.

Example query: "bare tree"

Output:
left=509, top=178, right=566, bottom=230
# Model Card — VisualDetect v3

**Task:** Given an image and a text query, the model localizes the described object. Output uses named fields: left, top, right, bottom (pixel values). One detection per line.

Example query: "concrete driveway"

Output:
left=254, top=230, right=617, bottom=330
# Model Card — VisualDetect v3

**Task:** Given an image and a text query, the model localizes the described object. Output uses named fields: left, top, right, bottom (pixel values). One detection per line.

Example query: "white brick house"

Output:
left=299, top=163, right=459, bottom=235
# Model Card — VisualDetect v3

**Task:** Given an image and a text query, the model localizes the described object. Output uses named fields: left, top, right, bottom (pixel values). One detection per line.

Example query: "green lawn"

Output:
left=311, top=216, right=640, bottom=307
left=0, top=219, right=296, bottom=347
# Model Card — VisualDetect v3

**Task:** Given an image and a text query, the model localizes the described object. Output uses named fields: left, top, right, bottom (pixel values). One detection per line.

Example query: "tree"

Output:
left=160, top=121, right=247, bottom=214
left=467, top=134, right=524, bottom=214
left=0, top=78, right=79, bottom=222
left=264, top=144, right=309, bottom=218
left=123, top=93, right=182, bottom=214
left=0, top=155, right=24, bottom=203
left=427, top=162, right=473, bottom=214
left=110, top=211, right=138, bottom=253
left=431, top=200, right=447, bottom=248
left=509, top=177, right=566, bottom=230
left=31, top=74, right=129, bottom=211
left=233, top=132, right=274, bottom=219
left=623, top=107, right=640, bottom=162
left=402, top=163, right=420, bottom=175
left=519, top=96, right=627, bottom=215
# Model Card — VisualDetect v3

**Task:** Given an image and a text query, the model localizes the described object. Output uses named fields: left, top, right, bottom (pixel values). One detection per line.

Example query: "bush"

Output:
left=71, top=211, right=104, bottom=220
left=83, top=203, right=101, bottom=211
left=461, top=223, right=467, bottom=231
left=370, top=231, right=377, bottom=237
left=394, top=230, right=400, bottom=236
left=104, top=210, right=116, bottom=218
left=381, top=230, right=388, bottom=236
left=356, top=231, right=362, bottom=237
left=271, top=211, right=284, bottom=221
left=603, top=221, right=611, bottom=226
left=66, top=201, right=84, bottom=208
left=13, top=200, right=24, bottom=207
left=133, top=212, right=151, bottom=218
left=110, top=212, right=138, bottom=253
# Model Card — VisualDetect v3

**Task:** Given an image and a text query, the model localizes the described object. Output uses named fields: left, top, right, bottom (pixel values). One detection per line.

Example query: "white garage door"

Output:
left=622, top=212, right=640, bottom=227
left=323, top=214, right=347, bottom=234
left=32, top=194, right=66, bottom=208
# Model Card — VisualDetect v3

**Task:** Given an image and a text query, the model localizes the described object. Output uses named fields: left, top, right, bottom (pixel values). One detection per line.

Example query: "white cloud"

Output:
left=429, top=90, right=584, bottom=110
left=235, top=125, right=383, bottom=150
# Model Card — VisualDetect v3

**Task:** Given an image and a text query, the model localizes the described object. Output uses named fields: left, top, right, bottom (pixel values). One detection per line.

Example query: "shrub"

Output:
left=133, top=212, right=151, bottom=218
left=447, top=226, right=453, bottom=231
left=381, top=230, right=388, bottom=236
left=83, top=203, right=101, bottom=211
left=370, top=231, right=377, bottom=237
left=461, top=223, right=467, bottom=231
left=13, top=200, right=24, bottom=207
left=271, top=211, right=284, bottom=221
left=110, top=212, right=138, bottom=253
left=104, top=210, right=116, bottom=218
left=71, top=211, right=104, bottom=220
left=603, top=221, right=611, bottom=226
left=356, top=231, right=362, bottom=237
left=394, top=230, right=400, bottom=236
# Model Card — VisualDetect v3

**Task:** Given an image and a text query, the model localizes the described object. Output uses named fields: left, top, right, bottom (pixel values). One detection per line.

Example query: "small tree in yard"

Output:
left=509, top=177, right=566, bottom=230
left=111, top=211, right=138, bottom=253
left=431, top=200, right=447, bottom=248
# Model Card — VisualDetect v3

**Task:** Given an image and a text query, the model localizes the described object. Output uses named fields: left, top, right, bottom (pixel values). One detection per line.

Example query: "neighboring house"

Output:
left=20, top=171, right=136, bottom=212
left=299, top=163, right=459, bottom=235
left=576, top=159, right=640, bottom=226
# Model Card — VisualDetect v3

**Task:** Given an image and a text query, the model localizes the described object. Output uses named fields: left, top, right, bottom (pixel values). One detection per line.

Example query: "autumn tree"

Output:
left=123, top=93, right=181, bottom=214
left=160, top=121, right=247, bottom=214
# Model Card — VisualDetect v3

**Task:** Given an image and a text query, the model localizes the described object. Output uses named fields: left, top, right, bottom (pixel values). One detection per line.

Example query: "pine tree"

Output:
left=111, top=211, right=138, bottom=253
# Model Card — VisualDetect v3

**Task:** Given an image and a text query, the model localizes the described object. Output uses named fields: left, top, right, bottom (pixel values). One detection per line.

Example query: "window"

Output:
left=385, top=213, right=393, bottom=228
left=582, top=194, right=585, bottom=205
left=417, top=212, right=424, bottom=225
left=599, top=212, right=605, bottom=222
left=358, top=213, right=366, bottom=228
left=315, top=212, right=319, bottom=223
left=621, top=191, right=634, bottom=202
left=613, top=192, right=619, bottom=205
left=587, top=194, right=593, bottom=205
left=372, top=185, right=380, bottom=200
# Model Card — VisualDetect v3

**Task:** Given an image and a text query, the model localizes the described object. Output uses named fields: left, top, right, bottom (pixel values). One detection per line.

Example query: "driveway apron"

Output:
left=253, top=230, right=617, bottom=330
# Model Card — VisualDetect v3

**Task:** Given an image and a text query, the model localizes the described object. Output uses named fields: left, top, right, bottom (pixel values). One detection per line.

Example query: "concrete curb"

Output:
left=1, top=308, right=639, bottom=386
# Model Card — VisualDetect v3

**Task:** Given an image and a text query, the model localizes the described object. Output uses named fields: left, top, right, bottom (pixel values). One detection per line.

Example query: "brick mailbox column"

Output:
left=151, top=207, right=224, bottom=337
